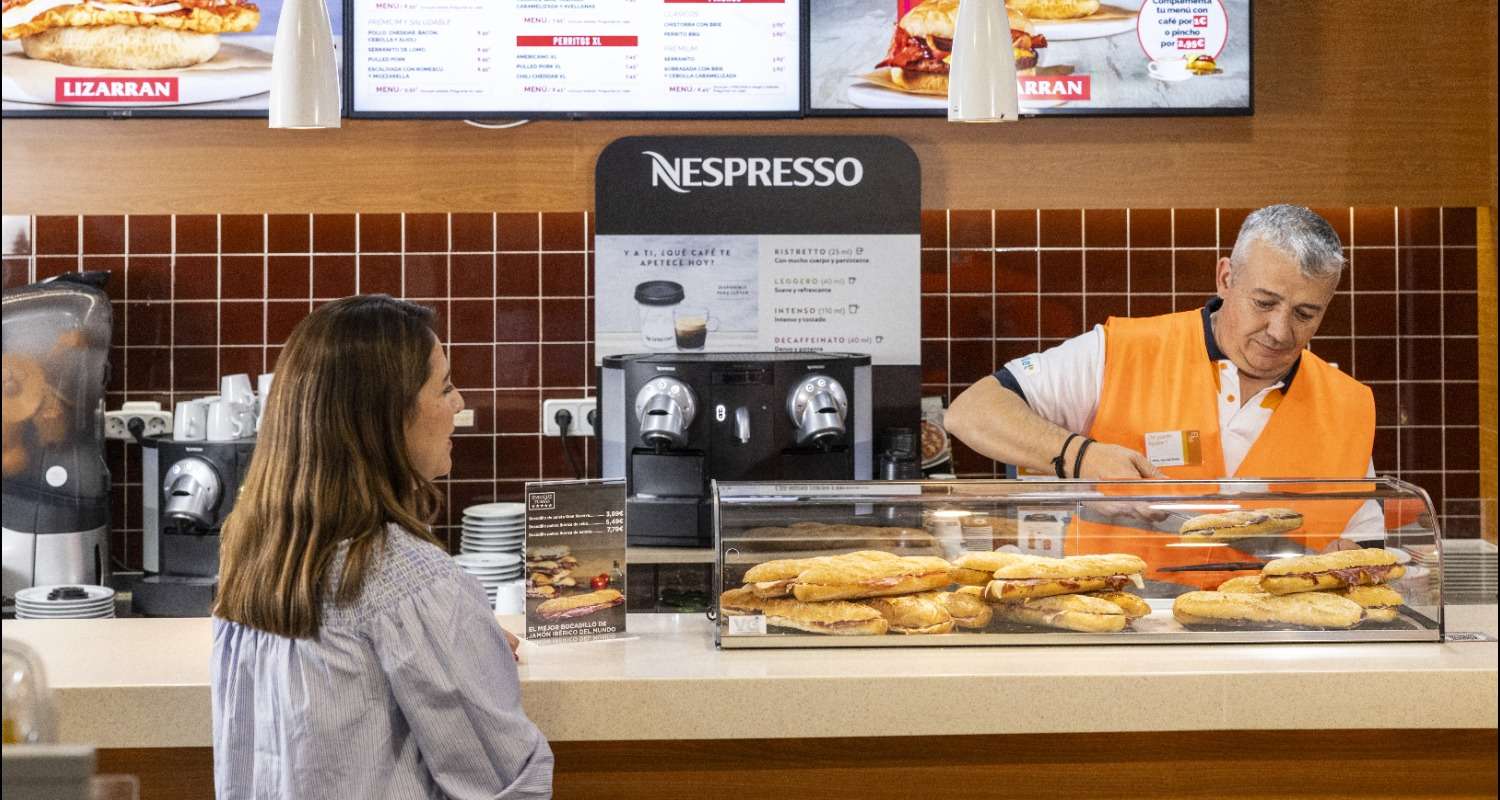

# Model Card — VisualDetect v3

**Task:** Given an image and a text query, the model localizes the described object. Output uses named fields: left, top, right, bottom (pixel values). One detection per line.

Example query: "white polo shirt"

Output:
left=997, top=304, right=1383, bottom=537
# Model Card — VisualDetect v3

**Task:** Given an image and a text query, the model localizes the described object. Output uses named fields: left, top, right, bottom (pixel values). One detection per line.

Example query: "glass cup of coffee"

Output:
left=673, top=307, right=718, bottom=351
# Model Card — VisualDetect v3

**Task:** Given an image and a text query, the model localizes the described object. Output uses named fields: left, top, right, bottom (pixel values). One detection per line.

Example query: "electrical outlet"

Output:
left=453, top=409, right=475, bottom=428
left=104, top=401, right=172, bottom=440
left=542, top=398, right=597, bottom=437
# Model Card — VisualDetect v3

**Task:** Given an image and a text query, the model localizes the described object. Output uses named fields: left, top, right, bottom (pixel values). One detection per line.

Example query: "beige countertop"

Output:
left=4, top=606, right=1496, bottom=748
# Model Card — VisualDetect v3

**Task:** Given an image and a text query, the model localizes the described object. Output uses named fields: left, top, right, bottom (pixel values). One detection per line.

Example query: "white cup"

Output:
left=220, top=374, right=255, bottom=408
left=206, top=400, right=250, bottom=441
left=1147, top=59, right=1192, bottom=82
left=255, top=373, right=274, bottom=431
left=173, top=400, right=208, bottom=441
left=494, top=579, right=525, bottom=614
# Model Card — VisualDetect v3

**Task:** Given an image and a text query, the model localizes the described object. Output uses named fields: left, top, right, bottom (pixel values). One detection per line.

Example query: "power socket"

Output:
left=104, top=401, right=172, bottom=440
left=542, top=398, right=597, bottom=437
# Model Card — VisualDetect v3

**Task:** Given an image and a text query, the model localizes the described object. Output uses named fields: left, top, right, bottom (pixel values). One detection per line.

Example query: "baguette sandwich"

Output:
left=992, top=593, right=1127, bottom=633
left=1083, top=591, right=1151, bottom=620
left=1172, top=590, right=1363, bottom=629
left=1179, top=508, right=1304, bottom=541
left=951, top=551, right=1035, bottom=586
left=863, top=594, right=956, bottom=635
left=983, top=554, right=1147, bottom=602
left=1335, top=584, right=1404, bottom=624
left=536, top=588, right=624, bottom=621
left=1260, top=548, right=1405, bottom=595
left=741, top=551, right=898, bottom=598
left=929, top=587, right=994, bottom=629
left=790, top=552, right=953, bottom=602
left=719, top=586, right=889, bottom=636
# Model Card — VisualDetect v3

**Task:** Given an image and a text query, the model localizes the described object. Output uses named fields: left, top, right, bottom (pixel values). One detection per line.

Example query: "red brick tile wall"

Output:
left=0, top=208, right=1482, bottom=566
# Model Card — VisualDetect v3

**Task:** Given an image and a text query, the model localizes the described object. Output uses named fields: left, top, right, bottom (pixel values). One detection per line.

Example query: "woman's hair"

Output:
left=213, top=295, right=443, bottom=638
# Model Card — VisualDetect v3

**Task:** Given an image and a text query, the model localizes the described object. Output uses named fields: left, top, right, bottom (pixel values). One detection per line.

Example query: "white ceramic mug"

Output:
left=206, top=400, right=249, bottom=441
left=220, top=374, right=255, bottom=408
left=255, top=373, right=275, bottom=431
left=173, top=400, right=208, bottom=441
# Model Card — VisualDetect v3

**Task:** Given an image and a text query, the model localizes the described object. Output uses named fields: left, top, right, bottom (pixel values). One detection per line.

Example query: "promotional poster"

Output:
left=524, top=479, right=628, bottom=643
left=2, top=0, right=342, bottom=116
left=808, top=0, right=1250, bottom=115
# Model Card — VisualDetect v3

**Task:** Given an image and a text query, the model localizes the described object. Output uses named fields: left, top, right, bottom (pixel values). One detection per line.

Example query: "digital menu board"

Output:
left=349, top=0, right=802, bottom=118
left=808, top=0, right=1251, bottom=116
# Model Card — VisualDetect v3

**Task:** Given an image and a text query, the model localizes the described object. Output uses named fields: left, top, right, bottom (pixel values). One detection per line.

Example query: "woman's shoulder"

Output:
left=324, top=524, right=467, bottom=625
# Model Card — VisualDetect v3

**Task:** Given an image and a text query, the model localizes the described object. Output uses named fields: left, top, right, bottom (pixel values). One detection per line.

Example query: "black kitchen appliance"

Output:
left=132, top=437, right=255, bottom=617
left=601, top=352, right=872, bottom=547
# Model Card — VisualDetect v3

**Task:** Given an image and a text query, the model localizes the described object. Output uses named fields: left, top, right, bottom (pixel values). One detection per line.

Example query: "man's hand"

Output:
left=1078, top=442, right=1165, bottom=479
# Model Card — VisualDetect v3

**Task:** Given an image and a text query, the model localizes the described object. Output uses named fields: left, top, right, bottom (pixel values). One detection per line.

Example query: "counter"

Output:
left=5, top=607, right=1496, bottom=799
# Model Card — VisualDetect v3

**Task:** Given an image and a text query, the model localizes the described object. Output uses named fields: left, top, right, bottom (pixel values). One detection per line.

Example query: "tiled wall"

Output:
left=0, top=208, right=1484, bottom=568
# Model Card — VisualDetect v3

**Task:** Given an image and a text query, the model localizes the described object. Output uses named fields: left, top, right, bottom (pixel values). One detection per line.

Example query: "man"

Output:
left=944, top=205, right=1383, bottom=588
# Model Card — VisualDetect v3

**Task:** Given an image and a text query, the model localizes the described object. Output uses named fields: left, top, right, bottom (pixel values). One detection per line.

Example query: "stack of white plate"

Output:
left=453, top=553, right=524, bottom=606
left=15, top=585, right=116, bottom=619
left=461, top=502, right=526, bottom=557
left=1429, top=539, right=1498, bottom=601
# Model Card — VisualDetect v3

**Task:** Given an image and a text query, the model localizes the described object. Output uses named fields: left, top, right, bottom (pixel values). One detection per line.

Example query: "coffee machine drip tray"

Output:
left=602, top=352, right=873, bottom=547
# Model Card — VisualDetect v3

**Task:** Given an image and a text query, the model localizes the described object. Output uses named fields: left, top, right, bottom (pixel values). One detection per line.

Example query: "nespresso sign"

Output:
left=598, top=136, right=918, bottom=236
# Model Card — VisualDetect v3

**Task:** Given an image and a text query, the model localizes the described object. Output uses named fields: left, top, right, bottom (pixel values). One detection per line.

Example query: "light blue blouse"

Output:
left=211, top=525, right=553, bottom=799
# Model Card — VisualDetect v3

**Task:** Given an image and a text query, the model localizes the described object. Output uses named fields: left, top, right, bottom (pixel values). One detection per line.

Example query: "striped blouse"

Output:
left=211, top=525, right=553, bottom=799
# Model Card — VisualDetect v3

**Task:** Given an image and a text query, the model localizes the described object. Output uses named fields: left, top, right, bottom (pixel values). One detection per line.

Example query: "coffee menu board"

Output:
left=808, top=0, right=1251, bottom=116
left=523, top=479, right=628, bottom=643
left=2, top=0, right=342, bottom=117
left=348, top=0, right=801, bottom=118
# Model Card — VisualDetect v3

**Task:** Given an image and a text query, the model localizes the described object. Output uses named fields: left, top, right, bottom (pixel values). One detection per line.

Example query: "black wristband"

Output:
left=1072, top=437, right=1095, bottom=479
left=1052, top=433, right=1081, bottom=478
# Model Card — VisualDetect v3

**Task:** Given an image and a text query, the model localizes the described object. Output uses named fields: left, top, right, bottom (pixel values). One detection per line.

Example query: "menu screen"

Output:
left=350, top=0, right=802, bottom=117
left=808, top=0, right=1251, bottom=116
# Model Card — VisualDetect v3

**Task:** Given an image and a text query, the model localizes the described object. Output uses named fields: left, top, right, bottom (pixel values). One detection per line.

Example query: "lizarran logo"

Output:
left=642, top=151, right=864, bottom=194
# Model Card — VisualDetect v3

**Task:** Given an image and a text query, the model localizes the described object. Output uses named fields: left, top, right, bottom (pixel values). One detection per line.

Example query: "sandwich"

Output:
left=1172, top=590, right=1363, bottom=629
left=1260, top=548, right=1405, bottom=595
left=951, top=551, right=1034, bottom=586
left=1215, top=575, right=1266, bottom=593
left=741, top=550, right=900, bottom=598
left=874, top=0, right=1047, bottom=95
left=790, top=552, right=952, bottom=602
left=863, top=595, right=956, bottom=635
left=2, top=0, right=260, bottom=70
left=719, top=586, right=889, bottom=636
left=1083, top=591, right=1150, bottom=620
left=992, top=594, right=1127, bottom=633
left=1179, top=508, right=1304, bottom=541
left=983, top=554, right=1147, bottom=602
left=528, top=544, right=571, bottom=561
left=927, top=588, right=993, bottom=629
left=525, top=584, right=556, bottom=600
left=1335, top=585, right=1404, bottom=624
left=1006, top=0, right=1100, bottom=19
left=527, top=561, right=572, bottom=577
left=527, top=572, right=553, bottom=587
left=537, top=588, right=624, bottom=621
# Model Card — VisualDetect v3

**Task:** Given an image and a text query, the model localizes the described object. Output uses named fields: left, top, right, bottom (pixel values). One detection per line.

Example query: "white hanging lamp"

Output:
left=269, top=0, right=341, bottom=129
left=948, top=0, right=1019, bottom=122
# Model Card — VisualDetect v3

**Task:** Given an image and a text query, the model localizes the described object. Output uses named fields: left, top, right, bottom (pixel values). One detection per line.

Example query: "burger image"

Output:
left=2, top=0, right=260, bottom=70
left=874, top=0, right=1047, bottom=94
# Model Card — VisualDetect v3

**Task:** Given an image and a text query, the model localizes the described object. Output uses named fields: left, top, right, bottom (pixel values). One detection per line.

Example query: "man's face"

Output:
left=1213, top=239, right=1339, bottom=381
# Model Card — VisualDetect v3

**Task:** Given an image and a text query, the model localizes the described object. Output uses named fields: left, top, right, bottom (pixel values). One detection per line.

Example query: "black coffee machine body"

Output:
left=133, top=437, right=255, bottom=617
left=601, top=352, right=872, bottom=547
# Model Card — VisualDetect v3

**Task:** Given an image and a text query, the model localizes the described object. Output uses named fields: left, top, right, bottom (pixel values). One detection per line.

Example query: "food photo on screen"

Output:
left=808, top=0, right=1250, bottom=115
left=1, top=0, right=342, bottom=114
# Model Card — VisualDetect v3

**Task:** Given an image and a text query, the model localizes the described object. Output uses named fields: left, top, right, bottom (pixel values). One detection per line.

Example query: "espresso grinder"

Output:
left=132, top=436, right=255, bottom=616
left=601, top=352, right=872, bottom=546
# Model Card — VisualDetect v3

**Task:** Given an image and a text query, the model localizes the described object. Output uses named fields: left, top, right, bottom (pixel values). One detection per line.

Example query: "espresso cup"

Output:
left=673, top=307, right=718, bottom=351
left=220, top=374, right=255, bottom=407
left=206, top=400, right=249, bottom=441
left=173, top=400, right=208, bottom=441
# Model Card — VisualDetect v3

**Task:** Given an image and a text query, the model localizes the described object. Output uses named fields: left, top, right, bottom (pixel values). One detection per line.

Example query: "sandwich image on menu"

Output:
left=1, top=0, right=335, bottom=111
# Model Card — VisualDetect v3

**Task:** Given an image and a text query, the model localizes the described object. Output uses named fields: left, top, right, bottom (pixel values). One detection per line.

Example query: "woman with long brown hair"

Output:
left=211, top=295, right=552, bottom=799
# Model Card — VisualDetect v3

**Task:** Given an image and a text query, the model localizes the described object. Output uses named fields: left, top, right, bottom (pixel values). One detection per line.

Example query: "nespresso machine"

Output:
left=2, top=273, right=113, bottom=607
left=132, top=436, right=255, bottom=616
left=602, top=352, right=872, bottom=547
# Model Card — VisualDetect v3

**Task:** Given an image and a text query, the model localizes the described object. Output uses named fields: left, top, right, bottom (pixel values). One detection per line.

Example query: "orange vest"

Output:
left=1068, top=309, right=1375, bottom=587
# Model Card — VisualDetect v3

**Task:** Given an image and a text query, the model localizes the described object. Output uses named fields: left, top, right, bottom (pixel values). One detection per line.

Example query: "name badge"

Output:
left=1144, top=430, right=1202, bottom=468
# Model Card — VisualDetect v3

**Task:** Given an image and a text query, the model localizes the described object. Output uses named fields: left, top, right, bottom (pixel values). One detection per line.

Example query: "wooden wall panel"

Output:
left=2, top=1, right=1496, bottom=214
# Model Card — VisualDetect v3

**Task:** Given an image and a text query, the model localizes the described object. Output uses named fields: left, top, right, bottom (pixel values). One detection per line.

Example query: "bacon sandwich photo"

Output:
left=2, top=0, right=260, bottom=70
left=872, top=0, right=1047, bottom=95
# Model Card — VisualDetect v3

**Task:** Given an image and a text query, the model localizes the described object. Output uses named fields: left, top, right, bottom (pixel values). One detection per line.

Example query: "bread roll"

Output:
left=951, top=551, right=1034, bottom=586
left=1084, top=591, right=1150, bottom=619
left=864, top=595, right=955, bottom=635
left=1172, top=590, right=1363, bottom=629
left=1261, top=548, right=1404, bottom=595
left=993, top=594, right=1127, bottom=633
left=791, top=552, right=952, bottom=602
left=1179, top=508, right=1303, bottom=541
left=920, top=590, right=993, bottom=629
left=1215, top=575, right=1266, bottom=594
left=23, top=25, right=223, bottom=70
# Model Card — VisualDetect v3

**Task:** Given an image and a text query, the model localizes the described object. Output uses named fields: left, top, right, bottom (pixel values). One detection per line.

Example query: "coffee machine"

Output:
left=2, top=273, right=113, bottom=607
left=132, top=436, right=255, bottom=616
left=601, top=352, right=872, bottom=547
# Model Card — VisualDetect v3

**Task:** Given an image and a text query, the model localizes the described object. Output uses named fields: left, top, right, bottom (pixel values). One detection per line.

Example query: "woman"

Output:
left=211, top=295, right=553, bottom=799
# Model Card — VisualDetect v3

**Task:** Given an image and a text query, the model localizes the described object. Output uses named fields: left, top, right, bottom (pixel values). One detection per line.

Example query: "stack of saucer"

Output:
left=453, top=553, right=524, bottom=607
left=15, top=585, right=116, bottom=619
left=461, top=502, right=526, bottom=557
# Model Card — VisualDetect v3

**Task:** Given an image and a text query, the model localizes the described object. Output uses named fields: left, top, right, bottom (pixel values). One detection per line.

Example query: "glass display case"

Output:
left=713, top=478, right=1442, bottom=648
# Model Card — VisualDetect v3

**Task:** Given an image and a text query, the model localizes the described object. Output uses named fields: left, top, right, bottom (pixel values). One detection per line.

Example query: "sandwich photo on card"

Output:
left=1172, top=590, right=1363, bottom=630
left=1260, top=548, right=1405, bottom=595
left=984, top=553, right=1147, bottom=602
left=536, top=588, right=624, bottom=621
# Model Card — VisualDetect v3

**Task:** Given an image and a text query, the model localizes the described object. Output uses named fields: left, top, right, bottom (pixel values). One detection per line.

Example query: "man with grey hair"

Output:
left=945, top=204, right=1379, bottom=589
